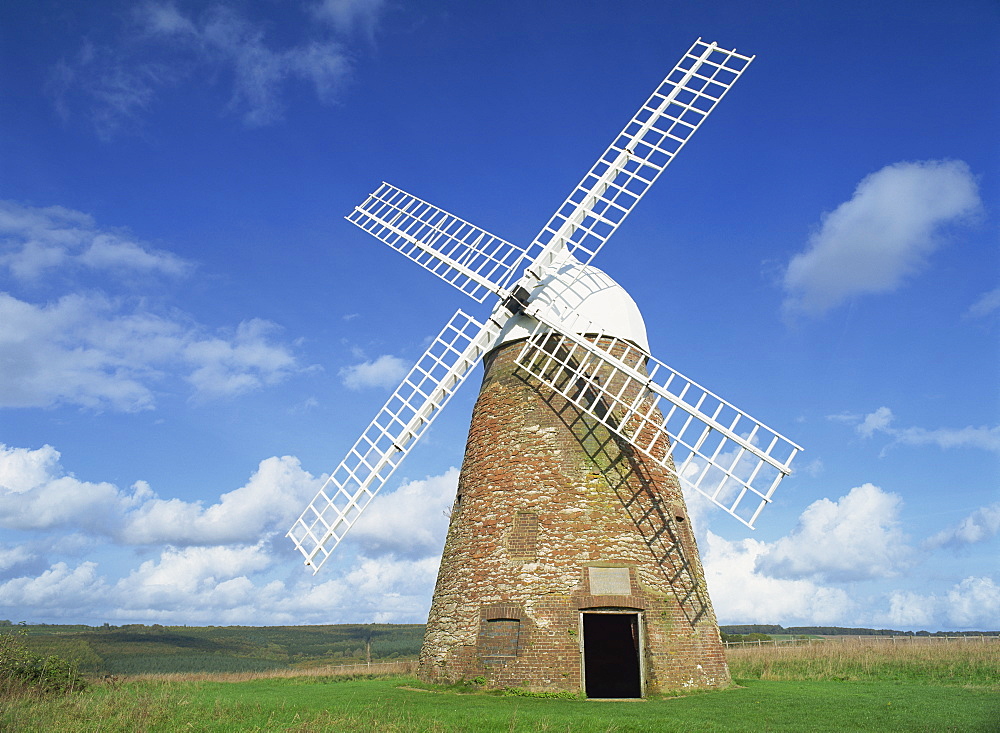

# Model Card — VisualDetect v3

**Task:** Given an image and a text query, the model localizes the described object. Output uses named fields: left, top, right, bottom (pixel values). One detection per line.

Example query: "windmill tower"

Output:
left=288, top=39, right=801, bottom=697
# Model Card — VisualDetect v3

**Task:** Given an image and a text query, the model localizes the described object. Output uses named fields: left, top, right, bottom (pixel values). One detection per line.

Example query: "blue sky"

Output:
left=1, top=0, right=997, bottom=630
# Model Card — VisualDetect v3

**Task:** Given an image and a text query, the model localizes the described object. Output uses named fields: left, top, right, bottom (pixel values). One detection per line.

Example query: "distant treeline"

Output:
left=4, top=620, right=997, bottom=677
left=4, top=623, right=425, bottom=676
left=6, top=620, right=997, bottom=638
left=720, top=625, right=999, bottom=637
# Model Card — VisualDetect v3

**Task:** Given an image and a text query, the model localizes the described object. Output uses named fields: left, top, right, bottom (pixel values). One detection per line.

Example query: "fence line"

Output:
left=126, top=659, right=419, bottom=683
left=723, top=635, right=998, bottom=648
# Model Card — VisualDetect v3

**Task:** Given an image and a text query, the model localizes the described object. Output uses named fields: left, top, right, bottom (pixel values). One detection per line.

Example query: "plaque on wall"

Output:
left=588, top=566, right=631, bottom=596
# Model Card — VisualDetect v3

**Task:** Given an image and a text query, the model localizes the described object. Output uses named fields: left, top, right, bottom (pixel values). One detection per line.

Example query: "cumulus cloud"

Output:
left=703, top=532, right=856, bottom=625
left=0, top=562, right=111, bottom=612
left=350, top=468, right=458, bottom=556
left=883, top=590, right=936, bottom=628
left=113, top=544, right=275, bottom=610
left=925, top=503, right=1000, bottom=549
left=696, top=484, right=912, bottom=625
left=0, top=443, right=321, bottom=547
left=339, top=354, right=409, bottom=390
left=702, top=484, right=1000, bottom=629
left=0, top=201, right=304, bottom=409
left=0, top=550, right=441, bottom=625
left=0, top=200, right=190, bottom=281
left=851, top=407, right=1000, bottom=455
left=292, top=554, right=442, bottom=622
left=0, top=444, right=141, bottom=533
left=879, top=577, right=1000, bottom=629
left=782, top=160, right=981, bottom=316
left=0, top=438, right=463, bottom=624
left=0, top=438, right=454, bottom=552
left=120, top=456, right=322, bottom=545
left=0, top=546, right=35, bottom=574
left=0, top=293, right=301, bottom=410
left=49, top=1, right=365, bottom=137
left=757, top=484, right=912, bottom=582
left=857, top=406, right=894, bottom=438
left=1, top=439, right=997, bottom=629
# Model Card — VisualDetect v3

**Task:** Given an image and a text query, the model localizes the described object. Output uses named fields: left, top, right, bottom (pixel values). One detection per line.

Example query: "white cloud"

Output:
left=878, top=577, right=1000, bottom=629
left=0, top=443, right=322, bottom=547
left=121, top=455, right=321, bottom=545
left=0, top=293, right=301, bottom=410
left=0, top=438, right=452, bottom=624
left=0, top=444, right=139, bottom=533
left=925, top=503, right=1000, bottom=549
left=293, top=554, right=441, bottom=622
left=0, top=546, right=35, bottom=574
left=0, top=201, right=304, bottom=410
left=966, top=286, right=1000, bottom=318
left=183, top=319, right=301, bottom=400
left=782, top=160, right=981, bottom=316
left=114, top=544, right=273, bottom=606
left=945, top=576, right=1000, bottom=627
left=702, top=484, right=1000, bottom=629
left=312, top=0, right=387, bottom=40
left=883, top=590, right=936, bottom=628
left=1, top=439, right=997, bottom=629
left=50, top=2, right=363, bottom=136
left=852, top=406, right=1000, bottom=454
left=0, top=562, right=111, bottom=611
left=757, top=484, right=912, bottom=582
left=891, top=425, right=1000, bottom=453
left=0, top=443, right=458, bottom=557
left=339, top=354, right=408, bottom=390
left=857, top=406, right=894, bottom=438
left=350, top=468, right=458, bottom=556
left=0, top=549, right=440, bottom=625
left=0, top=200, right=190, bottom=280
left=703, top=532, right=856, bottom=625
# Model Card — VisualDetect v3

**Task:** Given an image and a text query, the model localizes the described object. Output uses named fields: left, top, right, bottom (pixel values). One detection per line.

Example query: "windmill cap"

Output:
left=497, top=255, right=649, bottom=352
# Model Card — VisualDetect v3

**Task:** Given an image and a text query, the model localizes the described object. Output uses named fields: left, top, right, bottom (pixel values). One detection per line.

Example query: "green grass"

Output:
left=5, top=636, right=997, bottom=731
left=2, top=674, right=997, bottom=732
left=726, top=638, right=1000, bottom=686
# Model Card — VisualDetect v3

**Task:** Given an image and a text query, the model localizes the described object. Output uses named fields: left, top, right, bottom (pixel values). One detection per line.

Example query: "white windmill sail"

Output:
left=519, top=38, right=754, bottom=276
left=346, top=182, right=528, bottom=302
left=512, top=308, right=802, bottom=528
left=288, top=38, right=796, bottom=573
left=288, top=310, right=500, bottom=571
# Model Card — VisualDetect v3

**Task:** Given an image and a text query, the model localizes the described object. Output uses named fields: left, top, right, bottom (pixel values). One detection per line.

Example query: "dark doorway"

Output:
left=583, top=613, right=642, bottom=698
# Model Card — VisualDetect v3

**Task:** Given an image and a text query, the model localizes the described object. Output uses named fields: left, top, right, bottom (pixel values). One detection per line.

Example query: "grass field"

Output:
left=3, top=637, right=997, bottom=731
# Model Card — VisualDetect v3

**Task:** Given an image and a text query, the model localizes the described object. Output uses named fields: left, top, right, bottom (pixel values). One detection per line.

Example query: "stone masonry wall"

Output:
left=418, top=338, right=730, bottom=694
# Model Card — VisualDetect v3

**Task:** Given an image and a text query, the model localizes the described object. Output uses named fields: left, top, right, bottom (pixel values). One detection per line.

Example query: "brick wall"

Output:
left=418, top=338, right=730, bottom=694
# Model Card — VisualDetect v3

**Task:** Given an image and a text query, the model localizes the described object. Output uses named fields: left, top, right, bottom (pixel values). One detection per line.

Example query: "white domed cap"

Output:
left=497, top=254, right=649, bottom=352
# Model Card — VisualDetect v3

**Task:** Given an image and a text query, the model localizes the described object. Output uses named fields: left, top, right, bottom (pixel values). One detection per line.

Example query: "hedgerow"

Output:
left=0, top=630, right=87, bottom=694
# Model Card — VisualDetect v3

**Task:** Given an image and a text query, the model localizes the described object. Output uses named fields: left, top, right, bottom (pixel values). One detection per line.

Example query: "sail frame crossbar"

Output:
left=287, top=309, right=500, bottom=571
left=519, top=38, right=754, bottom=277
left=346, top=182, right=527, bottom=302
left=513, top=309, right=801, bottom=528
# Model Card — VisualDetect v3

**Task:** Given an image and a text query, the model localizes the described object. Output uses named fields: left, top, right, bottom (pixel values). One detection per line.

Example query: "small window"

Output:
left=481, top=618, right=520, bottom=657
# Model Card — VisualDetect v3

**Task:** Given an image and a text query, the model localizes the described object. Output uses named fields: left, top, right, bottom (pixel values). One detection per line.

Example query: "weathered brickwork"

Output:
left=418, top=339, right=730, bottom=694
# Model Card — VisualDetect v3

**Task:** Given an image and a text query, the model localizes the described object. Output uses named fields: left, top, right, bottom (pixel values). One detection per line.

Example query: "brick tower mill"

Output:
left=418, top=262, right=729, bottom=697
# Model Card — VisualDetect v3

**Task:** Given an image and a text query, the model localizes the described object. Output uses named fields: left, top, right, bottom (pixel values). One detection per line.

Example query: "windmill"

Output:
left=288, top=39, right=801, bottom=697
